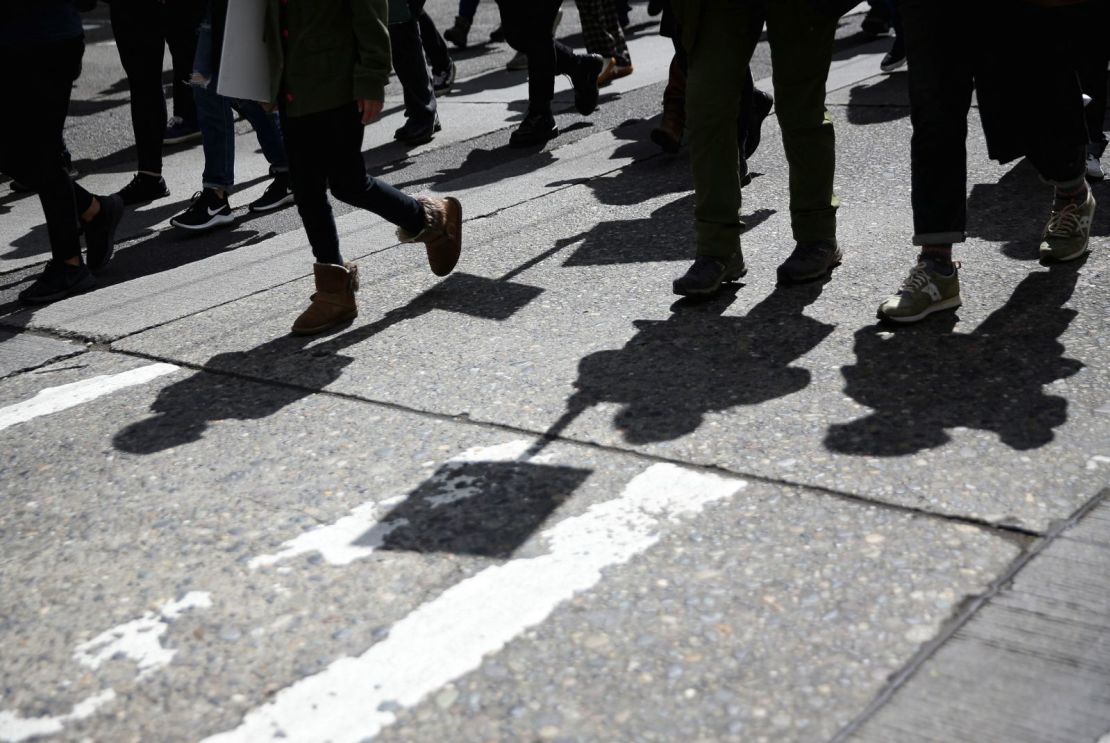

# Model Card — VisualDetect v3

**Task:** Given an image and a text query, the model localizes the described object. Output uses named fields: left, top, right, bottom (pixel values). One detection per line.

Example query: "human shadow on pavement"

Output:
left=375, top=458, right=592, bottom=558
left=825, top=264, right=1084, bottom=456
left=569, top=279, right=835, bottom=444
left=113, top=271, right=544, bottom=454
left=846, top=75, right=909, bottom=125
left=967, top=158, right=1110, bottom=261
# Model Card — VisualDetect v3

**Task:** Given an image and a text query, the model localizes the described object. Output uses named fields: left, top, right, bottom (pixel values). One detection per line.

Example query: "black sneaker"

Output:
left=19, top=260, right=96, bottom=304
left=117, top=173, right=170, bottom=205
left=170, top=189, right=234, bottom=231
left=880, top=38, right=907, bottom=73
left=249, top=174, right=295, bottom=213
left=509, top=110, right=558, bottom=147
left=84, top=193, right=124, bottom=272
left=860, top=7, right=891, bottom=36
left=672, top=252, right=747, bottom=296
left=164, top=115, right=201, bottom=145
left=777, top=240, right=842, bottom=284
left=572, top=54, right=606, bottom=116
left=394, top=115, right=442, bottom=146
left=432, top=62, right=456, bottom=95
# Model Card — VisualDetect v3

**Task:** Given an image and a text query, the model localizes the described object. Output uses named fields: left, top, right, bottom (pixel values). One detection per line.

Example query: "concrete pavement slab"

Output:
left=1, top=352, right=1020, bottom=742
left=114, top=106, right=1110, bottom=532
left=847, top=492, right=1110, bottom=743
left=0, top=332, right=85, bottom=380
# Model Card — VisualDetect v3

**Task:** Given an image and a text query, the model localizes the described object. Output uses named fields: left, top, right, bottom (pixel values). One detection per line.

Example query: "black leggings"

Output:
left=281, top=104, right=425, bottom=265
left=0, top=37, right=94, bottom=263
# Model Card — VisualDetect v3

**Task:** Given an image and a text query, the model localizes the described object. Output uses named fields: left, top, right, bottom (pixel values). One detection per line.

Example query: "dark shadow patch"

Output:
left=825, top=265, right=1084, bottom=456
left=569, top=280, right=834, bottom=444
left=375, top=460, right=591, bottom=557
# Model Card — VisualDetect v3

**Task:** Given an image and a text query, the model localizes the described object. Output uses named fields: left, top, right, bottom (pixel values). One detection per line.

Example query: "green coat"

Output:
left=264, top=0, right=391, bottom=118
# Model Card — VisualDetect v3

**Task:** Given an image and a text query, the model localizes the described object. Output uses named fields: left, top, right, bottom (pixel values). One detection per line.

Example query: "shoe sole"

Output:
left=672, top=266, right=748, bottom=297
left=171, top=212, right=236, bottom=231
left=650, top=128, right=681, bottom=154
left=881, top=59, right=907, bottom=73
left=776, top=256, right=842, bottom=284
left=291, top=310, right=357, bottom=336
left=878, top=295, right=962, bottom=324
left=163, top=132, right=203, bottom=146
left=428, top=197, right=462, bottom=276
left=1039, top=241, right=1089, bottom=262
left=509, top=128, right=559, bottom=148
left=19, top=274, right=97, bottom=305
left=249, top=194, right=296, bottom=213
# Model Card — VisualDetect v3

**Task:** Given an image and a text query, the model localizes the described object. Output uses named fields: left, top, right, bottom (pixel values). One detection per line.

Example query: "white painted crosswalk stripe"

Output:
left=0, top=363, right=179, bottom=432
left=205, top=462, right=745, bottom=743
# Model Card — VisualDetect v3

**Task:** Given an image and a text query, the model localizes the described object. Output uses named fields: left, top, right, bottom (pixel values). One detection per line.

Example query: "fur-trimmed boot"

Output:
left=398, top=196, right=462, bottom=277
left=291, top=262, right=359, bottom=336
left=650, top=55, right=686, bottom=154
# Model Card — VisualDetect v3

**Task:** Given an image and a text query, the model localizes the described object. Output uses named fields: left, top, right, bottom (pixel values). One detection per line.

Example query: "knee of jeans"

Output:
left=329, top=181, right=367, bottom=207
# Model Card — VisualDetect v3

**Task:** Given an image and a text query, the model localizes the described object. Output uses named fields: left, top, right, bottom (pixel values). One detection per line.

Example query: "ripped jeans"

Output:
left=190, top=12, right=288, bottom=192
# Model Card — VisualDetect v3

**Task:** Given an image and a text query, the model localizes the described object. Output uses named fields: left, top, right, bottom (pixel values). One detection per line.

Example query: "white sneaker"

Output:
left=1086, top=152, right=1105, bottom=182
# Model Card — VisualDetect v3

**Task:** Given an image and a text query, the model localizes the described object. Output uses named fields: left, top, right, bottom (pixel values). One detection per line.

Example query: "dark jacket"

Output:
left=264, top=0, right=391, bottom=118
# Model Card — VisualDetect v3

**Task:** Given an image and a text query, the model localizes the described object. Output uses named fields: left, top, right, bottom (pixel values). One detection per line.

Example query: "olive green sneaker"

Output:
left=1039, top=190, right=1095, bottom=262
left=877, top=260, right=962, bottom=323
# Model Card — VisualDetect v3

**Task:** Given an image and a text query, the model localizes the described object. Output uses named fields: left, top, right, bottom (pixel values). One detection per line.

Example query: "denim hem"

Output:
left=912, top=231, right=966, bottom=246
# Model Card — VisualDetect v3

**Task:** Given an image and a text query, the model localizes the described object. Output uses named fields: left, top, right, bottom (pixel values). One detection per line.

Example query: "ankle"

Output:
left=1054, top=181, right=1088, bottom=207
left=918, top=245, right=953, bottom=269
left=80, top=196, right=101, bottom=223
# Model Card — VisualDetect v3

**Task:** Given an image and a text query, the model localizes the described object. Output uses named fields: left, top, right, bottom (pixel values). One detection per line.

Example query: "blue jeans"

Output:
left=192, top=13, right=287, bottom=191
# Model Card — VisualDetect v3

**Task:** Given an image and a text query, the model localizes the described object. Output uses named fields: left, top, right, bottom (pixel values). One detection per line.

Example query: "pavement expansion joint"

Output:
left=101, top=340, right=1046, bottom=548
left=829, top=486, right=1110, bottom=743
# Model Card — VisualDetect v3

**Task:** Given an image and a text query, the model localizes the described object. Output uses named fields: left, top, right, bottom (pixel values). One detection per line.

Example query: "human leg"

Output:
left=109, top=0, right=168, bottom=176
left=389, top=15, right=441, bottom=144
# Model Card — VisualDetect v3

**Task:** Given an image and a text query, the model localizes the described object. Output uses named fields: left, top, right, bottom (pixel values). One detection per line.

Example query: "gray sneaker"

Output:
left=1039, top=190, right=1096, bottom=262
left=877, top=260, right=961, bottom=323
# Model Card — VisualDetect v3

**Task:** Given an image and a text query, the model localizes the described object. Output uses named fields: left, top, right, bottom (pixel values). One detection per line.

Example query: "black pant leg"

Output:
left=110, top=0, right=168, bottom=173
left=0, top=38, right=86, bottom=262
left=498, top=0, right=563, bottom=113
left=166, top=0, right=206, bottom=123
left=390, top=19, right=437, bottom=124
left=416, top=10, right=451, bottom=73
left=281, top=109, right=344, bottom=265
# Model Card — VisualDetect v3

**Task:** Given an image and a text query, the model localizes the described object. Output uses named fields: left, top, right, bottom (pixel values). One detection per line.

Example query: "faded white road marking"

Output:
left=0, top=690, right=116, bottom=743
left=1086, top=455, right=1110, bottom=471
left=74, top=592, right=212, bottom=678
left=250, top=440, right=552, bottom=568
left=205, top=463, right=745, bottom=743
left=0, top=363, right=178, bottom=432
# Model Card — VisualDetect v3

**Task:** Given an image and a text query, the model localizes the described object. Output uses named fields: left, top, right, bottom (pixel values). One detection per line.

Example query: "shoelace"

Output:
left=1045, top=202, right=1081, bottom=238
left=899, top=261, right=959, bottom=294
left=899, top=263, right=931, bottom=293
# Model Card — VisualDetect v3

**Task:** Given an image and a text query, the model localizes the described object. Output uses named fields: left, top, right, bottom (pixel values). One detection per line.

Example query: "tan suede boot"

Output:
left=650, top=55, right=686, bottom=154
left=291, top=262, right=359, bottom=336
left=398, top=195, right=462, bottom=276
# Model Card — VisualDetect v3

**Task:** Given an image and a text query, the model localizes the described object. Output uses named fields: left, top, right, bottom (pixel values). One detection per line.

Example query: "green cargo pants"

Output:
left=677, top=0, right=838, bottom=258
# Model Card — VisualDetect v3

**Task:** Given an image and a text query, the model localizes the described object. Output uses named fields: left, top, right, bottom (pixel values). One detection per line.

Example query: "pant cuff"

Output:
left=912, top=230, right=966, bottom=246
left=202, top=181, right=231, bottom=192
left=1041, top=171, right=1087, bottom=190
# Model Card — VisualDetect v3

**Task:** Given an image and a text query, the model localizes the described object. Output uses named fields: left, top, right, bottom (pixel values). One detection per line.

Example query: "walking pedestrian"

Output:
left=171, top=0, right=294, bottom=232
left=266, top=0, right=463, bottom=335
left=876, top=0, right=1097, bottom=324
left=671, top=0, right=842, bottom=296
left=496, top=0, right=605, bottom=147
left=1, top=0, right=124, bottom=304
left=108, top=0, right=207, bottom=205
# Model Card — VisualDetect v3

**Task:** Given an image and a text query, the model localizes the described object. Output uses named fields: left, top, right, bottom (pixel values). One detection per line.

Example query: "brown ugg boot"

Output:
left=397, top=196, right=462, bottom=277
left=650, top=55, right=686, bottom=154
left=291, top=262, right=359, bottom=336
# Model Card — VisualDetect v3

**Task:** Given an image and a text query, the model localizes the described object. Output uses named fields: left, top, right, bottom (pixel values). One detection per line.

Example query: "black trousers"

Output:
left=109, top=0, right=205, bottom=173
left=0, top=37, right=94, bottom=263
left=497, top=0, right=582, bottom=113
left=281, top=104, right=425, bottom=265
left=390, top=17, right=437, bottom=125
left=901, top=0, right=1087, bottom=245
